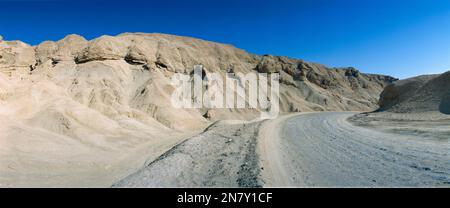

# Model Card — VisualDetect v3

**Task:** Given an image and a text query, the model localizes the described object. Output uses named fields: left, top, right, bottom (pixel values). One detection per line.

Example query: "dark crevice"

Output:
left=125, top=59, right=145, bottom=65
left=124, top=55, right=146, bottom=65
left=29, top=65, right=35, bottom=72
left=155, top=61, right=167, bottom=69
left=75, top=57, right=110, bottom=64
left=51, top=59, right=59, bottom=67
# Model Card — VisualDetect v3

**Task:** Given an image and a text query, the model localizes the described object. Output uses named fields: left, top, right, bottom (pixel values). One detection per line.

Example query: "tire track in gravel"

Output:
left=259, top=112, right=450, bottom=187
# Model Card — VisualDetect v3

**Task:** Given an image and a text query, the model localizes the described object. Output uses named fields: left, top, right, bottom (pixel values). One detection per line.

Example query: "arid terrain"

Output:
left=261, top=112, right=449, bottom=187
left=350, top=72, right=450, bottom=140
left=1, top=33, right=448, bottom=187
left=115, top=111, right=450, bottom=187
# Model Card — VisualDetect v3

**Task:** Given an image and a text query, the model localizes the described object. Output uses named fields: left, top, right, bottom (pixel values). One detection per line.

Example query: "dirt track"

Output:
left=259, top=112, right=450, bottom=187
left=114, top=112, right=450, bottom=187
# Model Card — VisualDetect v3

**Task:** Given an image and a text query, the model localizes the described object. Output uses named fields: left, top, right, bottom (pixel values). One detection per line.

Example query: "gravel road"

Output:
left=114, top=112, right=450, bottom=187
left=259, top=112, right=450, bottom=187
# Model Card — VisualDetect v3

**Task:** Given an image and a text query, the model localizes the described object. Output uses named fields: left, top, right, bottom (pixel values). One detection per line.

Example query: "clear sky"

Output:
left=1, top=0, right=449, bottom=79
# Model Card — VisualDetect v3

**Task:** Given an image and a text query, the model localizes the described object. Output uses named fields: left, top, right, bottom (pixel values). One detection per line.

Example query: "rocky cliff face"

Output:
left=0, top=33, right=397, bottom=132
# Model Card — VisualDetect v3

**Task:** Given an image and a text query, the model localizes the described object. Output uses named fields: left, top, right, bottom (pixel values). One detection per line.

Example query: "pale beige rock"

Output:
left=36, top=40, right=59, bottom=63
left=55, top=34, right=88, bottom=61
left=0, top=40, right=36, bottom=68
left=0, top=40, right=36, bottom=80
left=349, top=71, right=450, bottom=143
left=76, top=35, right=128, bottom=63
left=378, top=71, right=450, bottom=115
left=0, top=33, right=397, bottom=187
left=35, top=34, right=88, bottom=64
left=203, top=109, right=216, bottom=119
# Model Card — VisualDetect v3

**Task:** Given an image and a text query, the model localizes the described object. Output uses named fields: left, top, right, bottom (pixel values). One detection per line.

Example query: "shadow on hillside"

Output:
left=439, top=95, right=450, bottom=115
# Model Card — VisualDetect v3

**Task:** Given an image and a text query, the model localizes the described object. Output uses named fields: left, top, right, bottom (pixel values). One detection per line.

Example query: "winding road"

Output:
left=259, top=112, right=450, bottom=187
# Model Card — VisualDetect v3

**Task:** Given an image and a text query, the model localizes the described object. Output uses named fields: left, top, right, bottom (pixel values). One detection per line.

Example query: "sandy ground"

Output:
left=7, top=110, right=446, bottom=187
left=113, top=112, right=450, bottom=187
left=260, top=112, right=450, bottom=187
left=0, top=121, right=198, bottom=187
left=113, top=121, right=263, bottom=187
left=349, top=112, right=450, bottom=140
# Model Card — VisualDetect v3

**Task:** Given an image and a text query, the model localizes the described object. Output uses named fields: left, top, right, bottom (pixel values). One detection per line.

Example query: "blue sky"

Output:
left=1, top=0, right=449, bottom=79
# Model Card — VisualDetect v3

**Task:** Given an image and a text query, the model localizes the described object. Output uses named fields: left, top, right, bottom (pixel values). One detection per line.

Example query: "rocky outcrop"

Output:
left=0, top=33, right=397, bottom=131
left=0, top=41, right=36, bottom=67
left=75, top=35, right=127, bottom=63
left=203, top=109, right=216, bottom=119
left=0, top=39, right=36, bottom=79
left=36, top=34, right=88, bottom=64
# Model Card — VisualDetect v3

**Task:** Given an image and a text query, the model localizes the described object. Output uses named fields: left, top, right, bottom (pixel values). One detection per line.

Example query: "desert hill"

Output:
left=0, top=33, right=396, bottom=187
left=1, top=33, right=396, bottom=129
left=378, top=71, right=450, bottom=116
left=349, top=71, right=450, bottom=141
